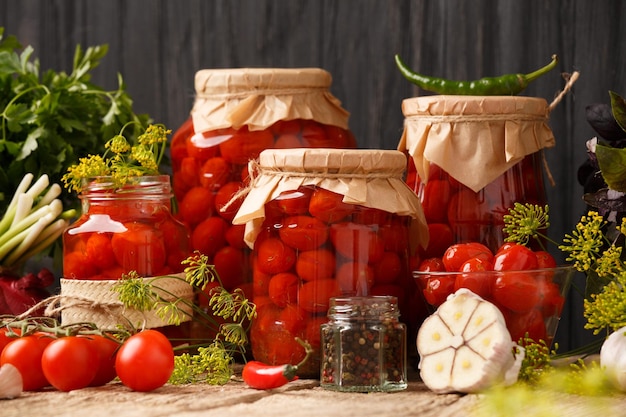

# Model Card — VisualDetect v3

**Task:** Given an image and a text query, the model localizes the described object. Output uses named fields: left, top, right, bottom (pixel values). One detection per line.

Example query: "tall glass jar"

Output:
left=61, top=175, right=192, bottom=336
left=232, top=148, right=429, bottom=377
left=170, top=68, right=357, bottom=299
left=398, top=95, right=556, bottom=257
left=320, top=296, right=407, bottom=392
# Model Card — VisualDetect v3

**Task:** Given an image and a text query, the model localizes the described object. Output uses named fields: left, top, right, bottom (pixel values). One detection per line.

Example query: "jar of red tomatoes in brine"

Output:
left=398, top=95, right=555, bottom=258
left=232, top=148, right=429, bottom=377
left=61, top=175, right=192, bottom=334
left=170, top=68, right=356, bottom=300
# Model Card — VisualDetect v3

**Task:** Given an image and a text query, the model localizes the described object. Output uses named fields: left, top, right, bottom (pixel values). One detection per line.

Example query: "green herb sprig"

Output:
left=0, top=27, right=150, bottom=211
left=61, top=123, right=170, bottom=193
left=113, top=251, right=257, bottom=385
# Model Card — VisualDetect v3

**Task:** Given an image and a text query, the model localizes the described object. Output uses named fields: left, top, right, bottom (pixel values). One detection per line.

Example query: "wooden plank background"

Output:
left=2, top=0, right=625, bottom=351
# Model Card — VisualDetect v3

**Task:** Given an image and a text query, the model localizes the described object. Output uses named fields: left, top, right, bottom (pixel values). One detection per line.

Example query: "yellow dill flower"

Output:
left=61, top=154, right=110, bottom=192
left=558, top=211, right=606, bottom=272
left=594, top=246, right=625, bottom=278
left=106, top=134, right=132, bottom=154
left=131, top=145, right=158, bottom=172
left=138, top=124, right=170, bottom=145
left=503, top=203, right=550, bottom=246
left=584, top=272, right=626, bottom=333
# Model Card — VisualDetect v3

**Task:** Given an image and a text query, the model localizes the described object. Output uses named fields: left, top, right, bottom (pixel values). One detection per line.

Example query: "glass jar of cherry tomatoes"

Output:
left=61, top=175, right=192, bottom=335
left=170, top=68, right=356, bottom=299
left=232, top=148, right=429, bottom=377
left=398, top=95, right=556, bottom=257
left=63, top=175, right=190, bottom=279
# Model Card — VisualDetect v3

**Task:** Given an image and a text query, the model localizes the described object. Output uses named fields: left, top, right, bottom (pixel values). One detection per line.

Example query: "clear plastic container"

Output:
left=320, top=296, right=407, bottom=392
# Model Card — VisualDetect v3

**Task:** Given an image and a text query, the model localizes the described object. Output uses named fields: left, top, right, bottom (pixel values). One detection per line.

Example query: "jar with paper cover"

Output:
left=398, top=95, right=556, bottom=258
left=170, top=68, right=356, bottom=302
left=232, top=148, right=429, bottom=377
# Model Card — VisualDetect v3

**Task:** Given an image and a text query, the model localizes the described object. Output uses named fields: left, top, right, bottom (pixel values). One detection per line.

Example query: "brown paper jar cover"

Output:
left=398, top=95, right=556, bottom=192
left=191, top=68, right=350, bottom=133
left=232, top=148, right=429, bottom=251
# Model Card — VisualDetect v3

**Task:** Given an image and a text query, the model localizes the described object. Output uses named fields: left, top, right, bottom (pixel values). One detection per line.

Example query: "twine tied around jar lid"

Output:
left=228, top=148, right=429, bottom=251
left=399, top=71, right=579, bottom=192
left=191, top=68, right=350, bottom=133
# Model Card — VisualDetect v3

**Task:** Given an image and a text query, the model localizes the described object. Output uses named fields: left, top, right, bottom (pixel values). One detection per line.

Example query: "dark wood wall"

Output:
left=2, top=0, right=625, bottom=350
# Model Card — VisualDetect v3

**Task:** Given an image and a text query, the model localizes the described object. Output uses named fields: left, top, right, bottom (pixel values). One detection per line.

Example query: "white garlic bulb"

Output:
left=600, top=326, right=626, bottom=391
left=417, top=289, right=524, bottom=393
left=0, top=363, right=23, bottom=399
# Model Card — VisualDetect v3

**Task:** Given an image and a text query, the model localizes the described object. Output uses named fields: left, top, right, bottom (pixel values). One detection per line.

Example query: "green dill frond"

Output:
left=503, top=203, right=550, bottom=246
left=584, top=270, right=626, bottom=334
left=113, top=271, right=157, bottom=312
left=516, top=337, right=555, bottom=385
left=155, top=301, right=187, bottom=326
left=182, top=252, right=220, bottom=290
left=169, top=341, right=233, bottom=385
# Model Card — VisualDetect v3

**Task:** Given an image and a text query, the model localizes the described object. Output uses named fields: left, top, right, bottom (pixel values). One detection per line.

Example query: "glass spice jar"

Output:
left=232, top=148, right=429, bottom=378
left=170, top=68, right=357, bottom=298
left=398, top=95, right=556, bottom=257
left=320, top=296, right=407, bottom=392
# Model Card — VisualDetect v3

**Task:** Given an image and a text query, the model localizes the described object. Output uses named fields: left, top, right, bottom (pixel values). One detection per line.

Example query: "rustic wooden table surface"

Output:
left=4, top=368, right=626, bottom=417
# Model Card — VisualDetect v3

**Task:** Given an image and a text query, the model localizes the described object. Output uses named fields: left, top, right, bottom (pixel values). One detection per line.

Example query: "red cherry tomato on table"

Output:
left=115, top=330, right=174, bottom=392
left=1, top=333, right=52, bottom=391
left=83, top=334, right=120, bottom=387
left=41, top=336, right=99, bottom=391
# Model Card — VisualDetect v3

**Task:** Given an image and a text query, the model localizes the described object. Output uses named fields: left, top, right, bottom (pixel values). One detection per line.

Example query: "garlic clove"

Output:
left=0, top=363, right=23, bottom=399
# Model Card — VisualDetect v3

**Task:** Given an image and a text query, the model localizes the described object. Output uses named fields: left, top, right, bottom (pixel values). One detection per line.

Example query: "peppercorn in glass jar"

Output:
left=232, top=148, right=429, bottom=377
left=398, top=95, right=556, bottom=257
left=320, top=296, right=407, bottom=392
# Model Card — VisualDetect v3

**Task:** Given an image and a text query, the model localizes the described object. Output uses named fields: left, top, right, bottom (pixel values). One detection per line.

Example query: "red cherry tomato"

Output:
left=453, top=257, right=494, bottom=298
left=442, top=242, right=493, bottom=272
left=256, top=237, right=297, bottom=274
left=41, top=336, right=99, bottom=391
left=422, top=274, right=456, bottom=307
left=308, top=188, right=355, bottom=223
left=492, top=244, right=539, bottom=271
left=278, top=215, right=329, bottom=251
left=110, top=222, right=166, bottom=276
left=421, top=179, right=452, bottom=223
left=417, top=257, right=446, bottom=272
left=330, top=222, right=385, bottom=264
left=295, top=249, right=336, bottom=282
left=115, top=330, right=174, bottom=392
left=1, top=333, right=52, bottom=390
left=84, top=335, right=120, bottom=387
left=422, top=223, right=454, bottom=259
left=268, top=272, right=300, bottom=308
left=535, top=251, right=557, bottom=269
left=272, top=188, right=314, bottom=216
left=492, top=272, right=540, bottom=313
left=506, top=308, right=547, bottom=343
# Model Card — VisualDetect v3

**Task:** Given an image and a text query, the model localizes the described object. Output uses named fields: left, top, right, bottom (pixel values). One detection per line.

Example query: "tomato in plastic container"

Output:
left=232, top=148, right=429, bottom=377
left=170, top=68, right=357, bottom=301
left=398, top=95, right=556, bottom=257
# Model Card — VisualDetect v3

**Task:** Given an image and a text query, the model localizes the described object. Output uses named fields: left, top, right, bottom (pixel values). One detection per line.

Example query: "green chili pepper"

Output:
left=394, top=54, right=558, bottom=96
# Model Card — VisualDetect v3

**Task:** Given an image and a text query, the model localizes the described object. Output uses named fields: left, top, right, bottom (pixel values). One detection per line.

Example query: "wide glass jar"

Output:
left=398, top=95, right=556, bottom=257
left=232, top=148, right=429, bottom=377
left=170, top=68, right=357, bottom=296
left=320, top=296, right=407, bottom=392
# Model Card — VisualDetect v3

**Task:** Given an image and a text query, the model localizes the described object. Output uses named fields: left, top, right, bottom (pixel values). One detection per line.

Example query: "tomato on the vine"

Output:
left=1, top=333, right=52, bottom=391
left=115, top=330, right=174, bottom=392
left=41, top=336, right=99, bottom=391
left=83, top=334, right=120, bottom=387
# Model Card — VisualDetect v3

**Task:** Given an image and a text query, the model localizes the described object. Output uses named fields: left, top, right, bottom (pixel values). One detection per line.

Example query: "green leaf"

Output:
left=0, top=50, right=21, bottom=75
left=595, top=142, right=626, bottom=192
left=610, top=91, right=626, bottom=133
left=16, top=127, right=44, bottom=160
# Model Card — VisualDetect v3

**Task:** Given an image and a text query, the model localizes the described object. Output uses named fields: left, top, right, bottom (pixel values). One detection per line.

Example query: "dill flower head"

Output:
left=503, top=203, right=550, bottom=246
left=61, top=122, right=170, bottom=193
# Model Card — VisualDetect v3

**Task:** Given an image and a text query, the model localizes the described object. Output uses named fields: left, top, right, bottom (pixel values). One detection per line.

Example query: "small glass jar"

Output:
left=63, top=175, right=190, bottom=279
left=399, top=95, right=555, bottom=256
left=320, top=296, right=407, bottom=392
left=170, top=68, right=357, bottom=295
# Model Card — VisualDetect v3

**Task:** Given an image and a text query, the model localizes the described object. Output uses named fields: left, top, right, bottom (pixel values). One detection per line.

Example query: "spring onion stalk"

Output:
left=0, top=173, right=75, bottom=268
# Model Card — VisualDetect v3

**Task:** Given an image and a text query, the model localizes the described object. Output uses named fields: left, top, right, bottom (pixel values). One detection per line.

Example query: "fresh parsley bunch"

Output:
left=0, top=28, right=150, bottom=212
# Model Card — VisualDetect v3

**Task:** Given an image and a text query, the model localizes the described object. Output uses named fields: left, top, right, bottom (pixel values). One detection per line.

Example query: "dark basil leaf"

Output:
left=595, top=142, right=626, bottom=192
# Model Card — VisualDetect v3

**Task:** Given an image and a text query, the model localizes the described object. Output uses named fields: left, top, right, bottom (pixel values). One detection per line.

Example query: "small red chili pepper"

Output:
left=242, top=337, right=313, bottom=390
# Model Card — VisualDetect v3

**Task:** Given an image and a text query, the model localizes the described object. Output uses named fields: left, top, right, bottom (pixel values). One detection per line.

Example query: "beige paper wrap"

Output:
left=191, top=68, right=350, bottom=133
left=232, top=148, right=429, bottom=251
left=398, top=95, right=556, bottom=192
